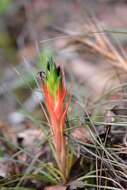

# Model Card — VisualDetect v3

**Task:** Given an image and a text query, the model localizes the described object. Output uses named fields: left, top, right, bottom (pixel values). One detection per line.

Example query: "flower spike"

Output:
left=40, top=57, right=69, bottom=182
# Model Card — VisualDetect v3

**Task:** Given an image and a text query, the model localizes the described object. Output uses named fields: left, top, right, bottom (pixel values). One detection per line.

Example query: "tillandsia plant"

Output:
left=40, top=57, right=71, bottom=183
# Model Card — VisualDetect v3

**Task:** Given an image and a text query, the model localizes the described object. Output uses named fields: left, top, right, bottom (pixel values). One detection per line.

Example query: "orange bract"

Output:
left=41, top=59, right=70, bottom=181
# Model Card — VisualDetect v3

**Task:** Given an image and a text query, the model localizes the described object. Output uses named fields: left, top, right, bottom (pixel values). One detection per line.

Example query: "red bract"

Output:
left=41, top=59, right=70, bottom=182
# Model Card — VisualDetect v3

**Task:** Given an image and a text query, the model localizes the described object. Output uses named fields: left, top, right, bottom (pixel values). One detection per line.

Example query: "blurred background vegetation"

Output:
left=1, top=0, right=127, bottom=189
left=1, top=0, right=127, bottom=122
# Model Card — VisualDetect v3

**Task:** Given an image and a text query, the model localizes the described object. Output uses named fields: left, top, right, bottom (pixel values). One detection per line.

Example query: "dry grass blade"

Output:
left=54, top=20, right=127, bottom=73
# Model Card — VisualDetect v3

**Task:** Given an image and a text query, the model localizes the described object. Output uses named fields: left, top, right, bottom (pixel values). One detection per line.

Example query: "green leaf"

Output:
left=0, top=148, right=4, bottom=160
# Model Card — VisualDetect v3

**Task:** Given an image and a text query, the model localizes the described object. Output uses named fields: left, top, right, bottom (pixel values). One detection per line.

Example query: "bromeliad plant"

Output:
left=40, top=57, right=71, bottom=182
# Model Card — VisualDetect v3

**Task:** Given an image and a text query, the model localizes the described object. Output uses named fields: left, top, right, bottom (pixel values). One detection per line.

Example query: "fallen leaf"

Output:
left=44, top=185, right=66, bottom=190
left=71, top=126, right=93, bottom=144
